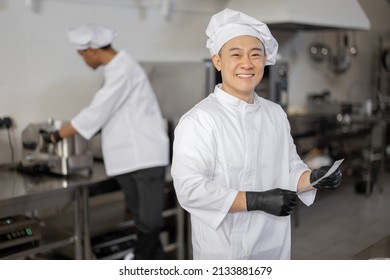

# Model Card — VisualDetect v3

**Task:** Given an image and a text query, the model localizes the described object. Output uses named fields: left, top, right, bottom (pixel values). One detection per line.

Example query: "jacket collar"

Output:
left=104, top=50, right=125, bottom=72
left=214, top=84, right=260, bottom=112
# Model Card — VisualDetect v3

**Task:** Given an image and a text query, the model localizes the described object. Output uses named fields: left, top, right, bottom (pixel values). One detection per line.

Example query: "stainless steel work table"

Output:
left=1, top=162, right=185, bottom=260
left=0, top=162, right=109, bottom=259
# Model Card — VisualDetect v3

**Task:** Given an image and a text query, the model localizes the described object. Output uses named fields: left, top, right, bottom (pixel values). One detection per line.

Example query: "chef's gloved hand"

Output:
left=39, top=130, right=52, bottom=143
left=39, top=129, right=62, bottom=144
left=246, top=188, right=298, bottom=216
left=310, top=165, right=342, bottom=190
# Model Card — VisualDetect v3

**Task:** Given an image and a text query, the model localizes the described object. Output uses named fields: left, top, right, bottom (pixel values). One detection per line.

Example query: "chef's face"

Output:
left=212, top=35, right=266, bottom=102
left=78, top=48, right=101, bottom=69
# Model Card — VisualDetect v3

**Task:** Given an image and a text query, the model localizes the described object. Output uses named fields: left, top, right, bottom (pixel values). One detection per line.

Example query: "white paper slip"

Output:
left=298, top=158, right=345, bottom=194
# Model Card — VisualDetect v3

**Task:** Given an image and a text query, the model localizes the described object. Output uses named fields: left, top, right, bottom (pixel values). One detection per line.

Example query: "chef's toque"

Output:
left=206, top=8, right=278, bottom=65
left=67, top=24, right=117, bottom=50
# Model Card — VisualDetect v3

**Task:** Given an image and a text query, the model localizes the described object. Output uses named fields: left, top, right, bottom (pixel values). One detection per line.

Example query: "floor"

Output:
left=291, top=171, right=390, bottom=260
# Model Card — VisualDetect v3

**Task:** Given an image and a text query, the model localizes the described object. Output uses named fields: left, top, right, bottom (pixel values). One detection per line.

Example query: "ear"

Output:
left=84, top=48, right=97, bottom=56
left=211, top=54, right=222, bottom=71
left=263, top=53, right=267, bottom=65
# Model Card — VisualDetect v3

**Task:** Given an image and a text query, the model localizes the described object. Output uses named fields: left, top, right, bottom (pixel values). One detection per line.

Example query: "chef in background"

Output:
left=44, top=24, right=169, bottom=260
left=171, top=8, right=342, bottom=260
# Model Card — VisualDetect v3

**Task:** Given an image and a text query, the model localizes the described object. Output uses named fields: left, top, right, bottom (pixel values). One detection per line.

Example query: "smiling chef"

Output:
left=171, top=8, right=342, bottom=260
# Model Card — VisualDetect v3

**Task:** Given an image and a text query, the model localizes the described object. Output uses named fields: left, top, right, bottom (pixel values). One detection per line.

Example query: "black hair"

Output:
left=100, top=44, right=112, bottom=50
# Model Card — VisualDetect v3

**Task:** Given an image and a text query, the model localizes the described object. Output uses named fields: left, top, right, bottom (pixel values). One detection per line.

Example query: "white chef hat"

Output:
left=206, top=8, right=278, bottom=65
left=67, top=24, right=117, bottom=50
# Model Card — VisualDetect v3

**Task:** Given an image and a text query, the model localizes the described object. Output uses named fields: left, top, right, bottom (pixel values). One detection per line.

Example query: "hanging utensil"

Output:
left=350, top=31, right=358, bottom=56
left=329, top=32, right=351, bottom=74
left=382, top=48, right=390, bottom=71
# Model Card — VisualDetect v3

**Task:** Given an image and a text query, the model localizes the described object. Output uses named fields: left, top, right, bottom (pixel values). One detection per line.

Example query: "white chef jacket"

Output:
left=171, top=85, right=316, bottom=259
left=72, top=50, right=169, bottom=176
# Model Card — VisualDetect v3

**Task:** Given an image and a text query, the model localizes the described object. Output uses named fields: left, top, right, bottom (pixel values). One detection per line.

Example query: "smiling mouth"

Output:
left=236, top=74, right=254, bottom=78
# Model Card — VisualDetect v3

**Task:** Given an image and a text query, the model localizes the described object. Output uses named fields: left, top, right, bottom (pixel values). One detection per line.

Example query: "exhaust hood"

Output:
left=225, top=0, right=370, bottom=31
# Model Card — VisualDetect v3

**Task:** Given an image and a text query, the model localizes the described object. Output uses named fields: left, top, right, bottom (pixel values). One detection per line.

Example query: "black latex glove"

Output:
left=246, top=188, right=298, bottom=216
left=39, top=129, right=52, bottom=143
left=39, top=129, right=62, bottom=144
left=310, top=165, right=342, bottom=190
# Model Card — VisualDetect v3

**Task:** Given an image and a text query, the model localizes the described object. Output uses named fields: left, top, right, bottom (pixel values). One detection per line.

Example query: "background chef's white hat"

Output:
left=206, top=8, right=278, bottom=65
left=67, top=24, right=117, bottom=50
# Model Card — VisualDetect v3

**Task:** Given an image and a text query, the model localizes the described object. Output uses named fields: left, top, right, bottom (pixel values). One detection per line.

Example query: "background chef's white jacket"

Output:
left=171, top=85, right=316, bottom=259
left=72, top=50, right=169, bottom=176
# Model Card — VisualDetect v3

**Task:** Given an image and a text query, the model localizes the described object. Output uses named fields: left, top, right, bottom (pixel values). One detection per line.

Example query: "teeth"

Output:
left=237, top=74, right=253, bottom=78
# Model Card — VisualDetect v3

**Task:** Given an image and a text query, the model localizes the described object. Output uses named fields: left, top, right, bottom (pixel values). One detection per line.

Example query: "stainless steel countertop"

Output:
left=0, top=161, right=109, bottom=217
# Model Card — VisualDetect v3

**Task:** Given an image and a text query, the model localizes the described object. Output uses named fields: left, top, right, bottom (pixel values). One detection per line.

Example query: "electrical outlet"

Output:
left=0, top=116, right=12, bottom=129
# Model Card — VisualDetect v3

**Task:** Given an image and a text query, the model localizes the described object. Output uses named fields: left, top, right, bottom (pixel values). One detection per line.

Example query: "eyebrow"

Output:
left=228, top=47, right=264, bottom=52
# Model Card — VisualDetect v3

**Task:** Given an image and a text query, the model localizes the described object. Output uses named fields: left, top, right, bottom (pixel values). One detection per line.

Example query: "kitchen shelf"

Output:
left=0, top=220, right=76, bottom=260
left=82, top=179, right=185, bottom=260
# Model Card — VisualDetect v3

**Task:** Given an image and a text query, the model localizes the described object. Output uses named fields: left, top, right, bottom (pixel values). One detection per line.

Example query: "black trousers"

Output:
left=114, top=166, right=166, bottom=260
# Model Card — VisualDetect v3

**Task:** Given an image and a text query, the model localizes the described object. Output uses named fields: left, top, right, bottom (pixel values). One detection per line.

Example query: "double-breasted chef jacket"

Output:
left=171, top=85, right=316, bottom=259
